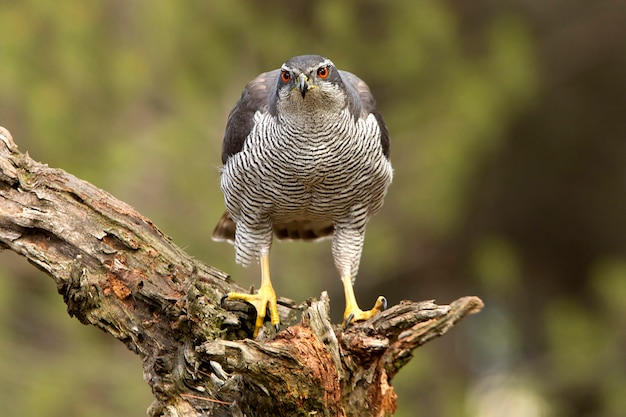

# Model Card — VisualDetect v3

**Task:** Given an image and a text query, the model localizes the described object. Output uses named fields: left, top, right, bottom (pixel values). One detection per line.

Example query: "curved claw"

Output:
left=220, top=294, right=229, bottom=305
left=380, top=296, right=388, bottom=311
left=343, top=313, right=355, bottom=329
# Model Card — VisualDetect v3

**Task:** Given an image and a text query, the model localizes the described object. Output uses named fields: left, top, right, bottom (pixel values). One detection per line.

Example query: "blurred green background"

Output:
left=1, top=1, right=625, bottom=416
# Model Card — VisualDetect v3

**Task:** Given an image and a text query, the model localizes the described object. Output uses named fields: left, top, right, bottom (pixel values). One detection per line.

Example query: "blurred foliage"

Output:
left=1, top=0, right=625, bottom=416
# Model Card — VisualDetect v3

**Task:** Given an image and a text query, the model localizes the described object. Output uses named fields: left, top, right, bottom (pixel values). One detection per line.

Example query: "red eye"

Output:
left=280, top=70, right=291, bottom=83
left=317, top=66, right=329, bottom=79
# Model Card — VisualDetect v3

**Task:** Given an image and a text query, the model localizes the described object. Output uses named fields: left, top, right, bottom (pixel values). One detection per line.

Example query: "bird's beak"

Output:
left=297, top=73, right=310, bottom=98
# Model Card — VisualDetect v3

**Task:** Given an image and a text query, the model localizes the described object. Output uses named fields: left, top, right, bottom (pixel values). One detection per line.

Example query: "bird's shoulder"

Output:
left=221, top=69, right=280, bottom=164
left=340, top=70, right=390, bottom=158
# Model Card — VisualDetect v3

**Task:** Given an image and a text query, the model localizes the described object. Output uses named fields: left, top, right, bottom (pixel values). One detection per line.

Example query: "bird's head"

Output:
left=274, top=55, right=347, bottom=113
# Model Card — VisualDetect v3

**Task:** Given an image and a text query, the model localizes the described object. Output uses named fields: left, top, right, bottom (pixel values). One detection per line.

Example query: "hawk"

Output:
left=213, top=55, right=393, bottom=337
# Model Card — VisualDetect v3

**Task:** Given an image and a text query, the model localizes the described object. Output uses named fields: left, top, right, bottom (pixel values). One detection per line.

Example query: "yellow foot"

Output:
left=342, top=296, right=387, bottom=327
left=225, top=284, right=280, bottom=338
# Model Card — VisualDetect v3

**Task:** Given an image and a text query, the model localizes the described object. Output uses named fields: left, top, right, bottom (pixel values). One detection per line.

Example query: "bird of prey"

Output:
left=213, top=55, right=393, bottom=337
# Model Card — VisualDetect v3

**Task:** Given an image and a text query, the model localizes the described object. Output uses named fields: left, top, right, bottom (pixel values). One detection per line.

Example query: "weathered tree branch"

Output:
left=0, top=126, right=483, bottom=417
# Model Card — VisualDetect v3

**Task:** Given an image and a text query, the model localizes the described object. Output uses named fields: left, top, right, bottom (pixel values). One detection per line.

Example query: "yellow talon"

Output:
left=226, top=253, right=280, bottom=338
left=343, top=295, right=387, bottom=327
left=341, top=272, right=386, bottom=327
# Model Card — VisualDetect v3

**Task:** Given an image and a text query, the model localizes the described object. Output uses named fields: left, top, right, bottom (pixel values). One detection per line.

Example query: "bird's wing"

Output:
left=339, top=70, right=390, bottom=158
left=221, top=69, right=280, bottom=164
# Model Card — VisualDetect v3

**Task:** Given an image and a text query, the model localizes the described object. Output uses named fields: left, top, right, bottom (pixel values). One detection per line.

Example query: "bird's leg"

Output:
left=341, top=272, right=387, bottom=327
left=226, top=249, right=280, bottom=338
left=333, top=225, right=387, bottom=327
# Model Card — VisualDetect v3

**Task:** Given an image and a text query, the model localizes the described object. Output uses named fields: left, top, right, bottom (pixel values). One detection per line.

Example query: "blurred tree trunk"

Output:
left=0, top=126, right=482, bottom=417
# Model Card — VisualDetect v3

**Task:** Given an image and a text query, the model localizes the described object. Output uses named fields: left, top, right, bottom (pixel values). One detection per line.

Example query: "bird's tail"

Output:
left=273, top=219, right=334, bottom=241
left=211, top=211, right=236, bottom=243
left=212, top=212, right=334, bottom=243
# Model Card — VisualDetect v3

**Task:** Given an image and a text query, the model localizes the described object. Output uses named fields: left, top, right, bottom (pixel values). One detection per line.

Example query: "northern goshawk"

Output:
left=213, top=55, right=393, bottom=337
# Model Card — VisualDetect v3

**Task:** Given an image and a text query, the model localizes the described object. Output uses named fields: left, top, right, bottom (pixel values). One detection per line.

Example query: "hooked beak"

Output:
left=297, top=73, right=310, bottom=98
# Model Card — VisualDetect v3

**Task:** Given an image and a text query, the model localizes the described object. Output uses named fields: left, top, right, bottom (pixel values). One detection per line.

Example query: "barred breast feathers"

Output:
left=221, top=107, right=392, bottom=222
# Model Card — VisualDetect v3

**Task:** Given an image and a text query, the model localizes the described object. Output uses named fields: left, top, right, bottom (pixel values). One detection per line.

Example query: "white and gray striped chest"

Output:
left=249, top=109, right=382, bottom=181
left=223, top=108, right=392, bottom=220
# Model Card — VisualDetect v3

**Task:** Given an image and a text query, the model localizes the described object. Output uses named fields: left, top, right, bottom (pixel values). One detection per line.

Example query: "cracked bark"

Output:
left=0, top=126, right=483, bottom=417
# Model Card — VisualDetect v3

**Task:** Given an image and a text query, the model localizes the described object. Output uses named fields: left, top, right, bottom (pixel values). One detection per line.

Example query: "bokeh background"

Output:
left=1, top=1, right=625, bottom=416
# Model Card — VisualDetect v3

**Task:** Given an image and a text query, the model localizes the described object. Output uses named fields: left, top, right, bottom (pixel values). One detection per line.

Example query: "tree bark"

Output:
left=0, top=126, right=483, bottom=417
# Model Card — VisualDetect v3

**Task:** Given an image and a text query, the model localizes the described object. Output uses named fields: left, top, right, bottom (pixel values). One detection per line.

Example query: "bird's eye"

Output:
left=317, top=66, right=330, bottom=79
left=280, top=70, right=291, bottom=83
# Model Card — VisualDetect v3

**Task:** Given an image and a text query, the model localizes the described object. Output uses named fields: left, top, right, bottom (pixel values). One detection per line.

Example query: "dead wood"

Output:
left=0, top=126, right=483, bottom=417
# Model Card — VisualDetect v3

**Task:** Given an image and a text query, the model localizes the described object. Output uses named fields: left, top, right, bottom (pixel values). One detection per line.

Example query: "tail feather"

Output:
left=211, top=212, right=236, bottom=243
left=211, top=212, right=334, bottom=243
left=273, top=219, right=334, bottom=241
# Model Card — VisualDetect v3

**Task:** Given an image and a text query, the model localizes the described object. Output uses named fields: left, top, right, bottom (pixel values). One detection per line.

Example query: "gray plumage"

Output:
left=213, top=54, right=392, bottom=302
